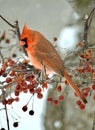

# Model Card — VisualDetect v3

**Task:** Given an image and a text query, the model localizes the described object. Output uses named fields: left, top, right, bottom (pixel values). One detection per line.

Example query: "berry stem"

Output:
left=26, top=95, right=34, bottom=106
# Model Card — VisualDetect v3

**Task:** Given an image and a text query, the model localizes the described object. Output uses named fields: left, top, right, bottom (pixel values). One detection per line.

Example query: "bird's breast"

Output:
left=26, top=47, right=54, bottom=74
left=26, top=49, right=42, bottom=70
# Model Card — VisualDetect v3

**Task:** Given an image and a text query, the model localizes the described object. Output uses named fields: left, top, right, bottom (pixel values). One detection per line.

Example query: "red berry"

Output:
left=76, top=100, right=82, bottom=106
left=37, top=93, right=43, bottom=99
left=22, top=105, right=28, bottom=112
left=53, top=100, right=58, bottom=105
left=27, top=84, right=34, bottom=89
left=54, top=37, right=57, bottom=41
left=47, top=97, right=52, bottom=103
left=79, top=103, right=85, bottom=110
left=42, top=82, right=48, bottom=89
left=2, top=99, right=7, bottom=105
left=32, top=79, right=37, bottom=85
left=29, top=110, right=34, bottom=115
left=14, top=97, right=19, bottom=102
left=13, top=122, right=18, bottom=127
left=7, top=58, right=15, bottom=66
left=58, top=95, right=64, bottom=101
left=5, top=38, right=10, bottom=43
left=82, top=92, right=88, bottom=97
left=35, top=87, right=42, bottom=93
left=29, top=88, right=35, bottom=93
left=6, top=77, right=12, bottom=83
left=82, top=87, right=90, bottom=93
left=15, top=91, right=20, bottom=96
left=7, top=98, right=14, bottom=105
left=92, top=84, right=95, bottom=90
left=57, top=85, right=62, bottom=92
left=16, top=84, right=21, bottom=91
left=64, top=80, right=69, bottom=85
left=10, top=71, right=16, bottom=76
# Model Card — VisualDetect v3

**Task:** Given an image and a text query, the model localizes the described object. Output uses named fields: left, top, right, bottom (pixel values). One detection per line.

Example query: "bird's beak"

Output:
left=19, top=41, right=25, bottom=46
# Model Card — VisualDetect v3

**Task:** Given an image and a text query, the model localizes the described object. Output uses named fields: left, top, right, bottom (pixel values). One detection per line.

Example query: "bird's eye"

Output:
left=20, top=38, right=28, bottom=48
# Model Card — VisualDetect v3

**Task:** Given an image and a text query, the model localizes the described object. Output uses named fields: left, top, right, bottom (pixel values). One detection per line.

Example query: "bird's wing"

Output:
left=33, top=38, right=64, bottom=74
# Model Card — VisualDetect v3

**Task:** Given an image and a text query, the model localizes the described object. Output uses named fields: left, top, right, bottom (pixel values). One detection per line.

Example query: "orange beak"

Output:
left=19, top=41, right=25, bottom=46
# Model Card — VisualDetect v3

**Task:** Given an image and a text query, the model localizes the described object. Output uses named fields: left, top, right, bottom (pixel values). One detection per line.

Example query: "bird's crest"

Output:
left=20, top=24, right=29, bottom=40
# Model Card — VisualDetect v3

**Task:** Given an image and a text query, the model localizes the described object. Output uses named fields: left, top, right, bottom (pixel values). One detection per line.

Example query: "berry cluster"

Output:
left=47, top=85, right=64, bottom=105
left=2, top=97, right=19, bottom=105
left=0, top=52, right=49, bottom=129
left=75, top=87, right=90, bottom=109
left=74, top=45, right=95, bottom=109
left=14, top=75, right=47, bottom=99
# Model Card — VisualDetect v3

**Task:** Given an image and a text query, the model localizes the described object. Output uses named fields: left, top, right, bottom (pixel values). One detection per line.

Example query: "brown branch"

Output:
left=14, top=20, right=21, bottom=40
left=14, top=20, right=28, bottom=56
left=0, top=50, right=4, bottom=64
left=0, top=15, right=15, bottom=28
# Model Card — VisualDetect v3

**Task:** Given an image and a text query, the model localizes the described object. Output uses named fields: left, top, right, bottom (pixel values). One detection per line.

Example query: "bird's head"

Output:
left=20, top=24, right=42, bottom=49
left=20, top=24, right=31, bottom=48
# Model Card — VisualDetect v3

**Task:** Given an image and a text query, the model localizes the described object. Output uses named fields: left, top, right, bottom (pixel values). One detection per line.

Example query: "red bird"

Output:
left=20, top=24, right=87, bottom=104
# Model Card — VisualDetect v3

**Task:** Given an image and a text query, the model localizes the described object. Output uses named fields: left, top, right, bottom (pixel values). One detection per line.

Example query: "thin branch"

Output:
left=0, top=15, right=15, bottom=28
left=0, top=15, right=20, bottom=40
left=0, top=50, right=4, bottom=64
left=87, top=7, right=95, bottom=28
left=13, top=20, right=27, bottom=56
left=0, top=15, right=27, bottom=57
left=14, top=20, right=21, bottom=40
left=2, top=90, right=10, bottom=130
left=83, top=7, right=95, bottom=46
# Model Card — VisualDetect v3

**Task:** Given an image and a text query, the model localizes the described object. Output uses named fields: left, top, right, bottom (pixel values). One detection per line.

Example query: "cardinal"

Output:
left=19, top=24, right=87, bottom=104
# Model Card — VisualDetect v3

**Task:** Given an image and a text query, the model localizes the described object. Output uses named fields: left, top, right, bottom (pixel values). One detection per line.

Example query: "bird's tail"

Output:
left=63, top=70, right=87, bottom=104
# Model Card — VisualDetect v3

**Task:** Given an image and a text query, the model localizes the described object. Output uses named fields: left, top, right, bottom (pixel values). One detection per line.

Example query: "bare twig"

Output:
left=2, top=90, right=10, bottom=130
left=14, top=20, right=21, bottom=40
left=83, top=7, right=95, bottom=46
left=0, top=14, right=27, bottom=56
left=0, top=50, right=4, bottom=64
left=0, top=15, right=15, bottom=28
left=14, top=21, right=27, bottom=55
